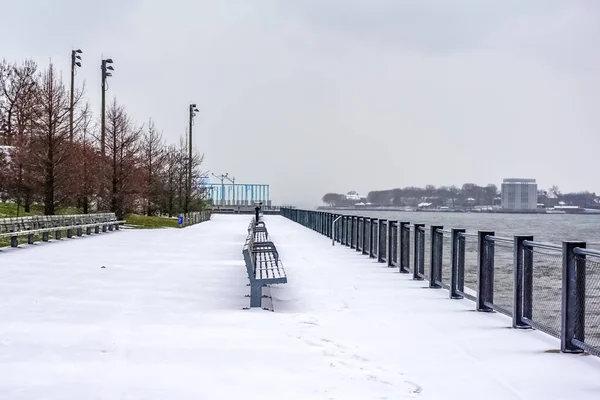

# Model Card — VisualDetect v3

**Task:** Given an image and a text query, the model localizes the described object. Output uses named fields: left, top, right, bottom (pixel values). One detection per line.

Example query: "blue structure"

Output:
left=206, top=183, right=271, bottom=206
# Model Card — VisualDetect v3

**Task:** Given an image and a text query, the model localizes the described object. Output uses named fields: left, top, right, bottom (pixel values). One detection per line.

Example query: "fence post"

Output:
left=513, top=235, right=533, bottom=329
left=350, top=217, right=355, bottom=249
left=378, top=220, right=387, bottom=263
left=387, top=221, right=396, bottom=267
left=450, top=229, right=465, bottom=299
left=477, top=231, right=495, bottom=312
left=346, top=216, right=352, bottom=248
left=399, top=222, right=410, bottom=273
left=561, top=241, right=586, bottom=353
left=27, top=233, right=34, bottom=245
left=413, top=224, right=425, bottom=280
left=362, top=218, right=368, bottom=255
left=10, top=235, right=18, bottom=248
left=369, top=219, right=377, bottom=259
left=356, top=217, right=362, bottom=252
left=430, top=226, right=443, bottom=288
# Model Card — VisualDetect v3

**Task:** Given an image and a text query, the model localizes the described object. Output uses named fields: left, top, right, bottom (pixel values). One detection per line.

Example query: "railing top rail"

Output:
left=573, top=247, right=600, bottom=258
left=458, top=232, right=477, bottom=238
left=486, top=235, right=513, bottom=244
left=523, top=240, right=562, bottom=251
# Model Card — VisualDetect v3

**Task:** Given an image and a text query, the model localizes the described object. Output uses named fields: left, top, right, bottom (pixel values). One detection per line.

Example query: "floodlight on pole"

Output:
left=69, top=48, right=83, bottom=142
left=100, top=58, right=115, bottom=156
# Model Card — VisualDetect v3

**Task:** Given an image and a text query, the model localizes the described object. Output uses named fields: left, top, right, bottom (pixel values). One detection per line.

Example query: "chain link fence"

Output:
left=491, top=239, right=515, bottom=317
left=575, top=254, right=600, bottom=356
left=523, top=247, right=563, bottom=338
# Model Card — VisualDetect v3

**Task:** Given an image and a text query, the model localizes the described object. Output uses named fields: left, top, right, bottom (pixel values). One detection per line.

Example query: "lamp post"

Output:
left=212, top=173, right=228, bottom=206
left=186, top=104, right=199, bottom=213
left=70, top=49, right=82, bottom=142
left=100, top=58, right=114, bottom=156
left=224, top=175, right=236, bottom=205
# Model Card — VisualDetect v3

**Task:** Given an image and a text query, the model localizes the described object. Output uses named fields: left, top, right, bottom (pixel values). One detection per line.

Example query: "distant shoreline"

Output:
left=316, top=207, right=600, bottom=215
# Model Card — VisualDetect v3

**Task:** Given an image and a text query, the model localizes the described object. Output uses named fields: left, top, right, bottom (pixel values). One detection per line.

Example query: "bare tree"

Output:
left=141, top=119, right=165, bottom=216
left=0, top=60, right=37, bottom=146
left=27, top=62, right=79, bottom=215
left=160, top=144, right=179, bottom=217
left=104, top=99, right=143, bottom=219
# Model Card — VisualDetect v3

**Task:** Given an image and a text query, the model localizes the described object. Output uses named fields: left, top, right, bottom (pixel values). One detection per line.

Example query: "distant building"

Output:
left=501, top=178, right=538, bottom=210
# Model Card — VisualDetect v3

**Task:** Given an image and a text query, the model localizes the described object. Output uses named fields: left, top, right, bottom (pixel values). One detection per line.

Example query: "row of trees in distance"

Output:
left=0, top=58, right=207, bottom=218
left=322, top=184, right=599, bottom=209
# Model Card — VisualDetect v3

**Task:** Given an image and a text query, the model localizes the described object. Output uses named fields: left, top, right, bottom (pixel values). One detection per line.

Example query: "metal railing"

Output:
left=182, top=211, right=212, bottom=226
left=280, top=207, right=600, bottom=357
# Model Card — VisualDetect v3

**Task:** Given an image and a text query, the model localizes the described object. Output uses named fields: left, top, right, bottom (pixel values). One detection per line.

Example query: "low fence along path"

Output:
left=0, top=214, right=598, bottom=399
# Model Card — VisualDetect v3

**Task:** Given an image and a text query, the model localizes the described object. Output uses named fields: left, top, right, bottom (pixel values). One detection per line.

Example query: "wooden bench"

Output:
left=242, top=220, right=287, bottom=308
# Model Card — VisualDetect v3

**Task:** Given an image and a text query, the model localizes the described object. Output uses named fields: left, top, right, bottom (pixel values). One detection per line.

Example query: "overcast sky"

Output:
left=2, top=0, right=599, bottom=207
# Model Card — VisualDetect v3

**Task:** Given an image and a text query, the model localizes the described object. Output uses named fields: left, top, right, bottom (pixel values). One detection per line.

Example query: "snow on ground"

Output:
left=0, top=214, right=599, bottom=399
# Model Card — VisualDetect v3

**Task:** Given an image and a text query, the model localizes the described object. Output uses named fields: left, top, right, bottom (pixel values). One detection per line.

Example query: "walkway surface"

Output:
left=0, top=214, right=599, bottom=399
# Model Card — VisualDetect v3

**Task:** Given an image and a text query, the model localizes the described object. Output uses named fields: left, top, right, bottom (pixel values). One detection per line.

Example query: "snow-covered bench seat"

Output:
left=247, top=219, right=268, bottom=241
left=242, top=223, right=287, bottom=308
left=0, top=213, right=125, bottom=248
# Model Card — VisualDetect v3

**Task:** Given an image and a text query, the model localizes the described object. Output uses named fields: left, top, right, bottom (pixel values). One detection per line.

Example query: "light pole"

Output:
left=70, top=49, right=82, bottom=142
left=224, top=175, right=236, bottom=205
left=186, top=104, right=199, bottom=213
left=212, top=173, right=228, bottom=206
left=100, top=58, right=114, bottom=156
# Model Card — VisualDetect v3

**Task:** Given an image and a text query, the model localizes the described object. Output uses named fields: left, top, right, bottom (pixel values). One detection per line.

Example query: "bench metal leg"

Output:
left=108, top=224, right=114, bottom=231
left=10, top=236, right=18, bottom=248
left=115, top=223, right=120, bottom=231
left=102, top=225, right=107, bottom=233
left=67, top=229, right=73, bottom=238
left=86, top=227, right=92, bottom=235
left=95, top=226, right=100, bottom=234
left=77, top=227, right=83, bottom=236
left=28, top=234, right=34, bottom=245
left=42, top=232, right=49, bottom=242
left=250, top=284, right=263, bottom=308
left=55, top=230, right=62, bottom=240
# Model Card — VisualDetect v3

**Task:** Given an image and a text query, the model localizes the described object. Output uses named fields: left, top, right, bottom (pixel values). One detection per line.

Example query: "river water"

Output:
left=332, top=209, right=600, bottom=247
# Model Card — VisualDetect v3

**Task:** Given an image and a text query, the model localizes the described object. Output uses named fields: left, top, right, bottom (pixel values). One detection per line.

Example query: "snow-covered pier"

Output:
left=0, top=214, right=599, bottom=399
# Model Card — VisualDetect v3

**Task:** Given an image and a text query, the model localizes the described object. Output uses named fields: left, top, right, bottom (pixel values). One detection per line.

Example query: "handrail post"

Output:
left=362, top=217, right=371, bottom=255
left=413, top=224, right=425, bottom=280
left=346, top=216, right=352, bottom=248
left=430, top=226, right=443, bottom=288
left=561, top=241, right=586, bottom=353
left=332, top=216, right=342, bottom=246
left=388, top=221, right=396, bottom=267
left=356, top=217, right=362, bottom=252
left=399, top=222, right=410, bottom=273
left=369, top=218, right=376, bottom=258
left=477, top=231, right=495, bottom=312
left=513, top=235, right=533, bottom=328
left=450, top=229, right=465, bottom=299
left=378, top=219, right=387, bottom=263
